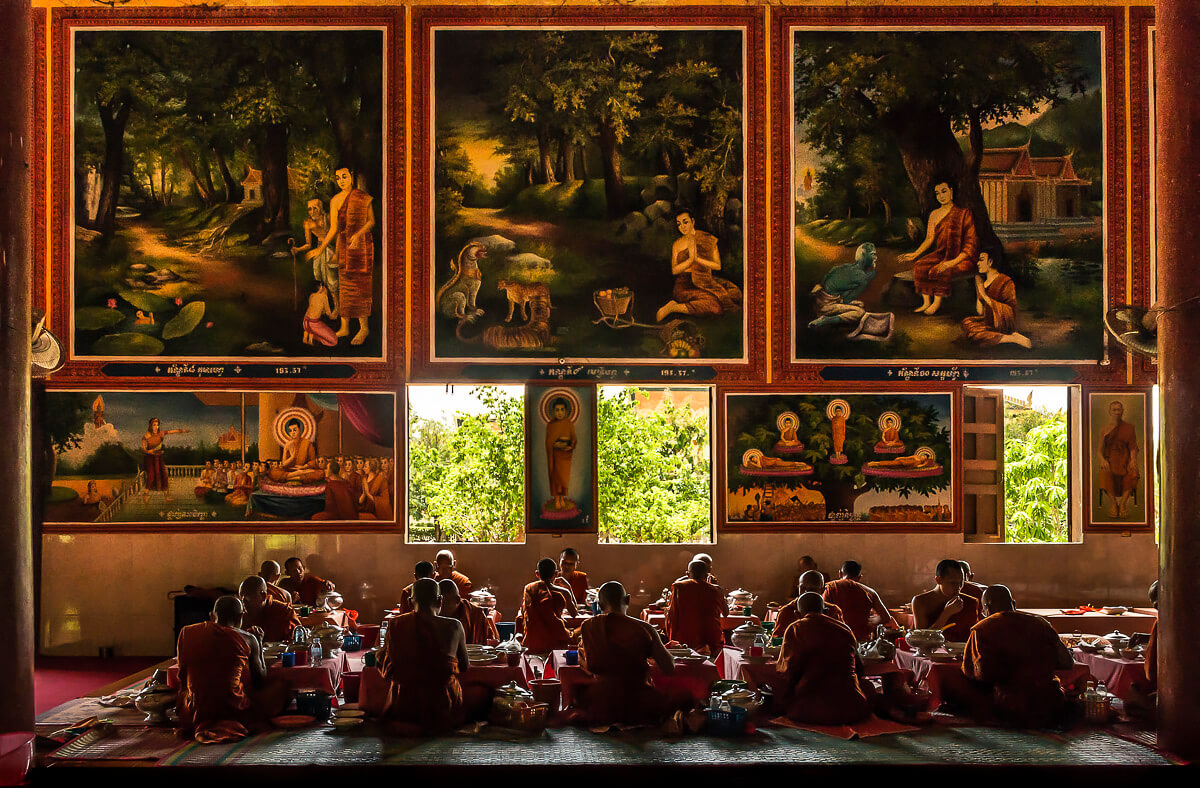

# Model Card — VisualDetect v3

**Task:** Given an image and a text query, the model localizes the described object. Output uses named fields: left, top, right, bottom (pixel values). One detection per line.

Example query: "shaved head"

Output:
left=537, top=558, right=557, bottom=580
left=598, top=581, right=628, bottom=613
left=284, top=557, right=304, bottom=576
left=438, top=578, right=460, bottom=603
left=412, top=577, right=440, bottom=609
left=799, top=570, right=825, bottom=594
left=981, top=584, right=1014, bottom=614
left=799, top=555, right=818, bottom=570
left=213, top=595, right=244, bottom=626
left=692, top=553, right=713, bottom=568
left=435, top=549, right=455, bottom=564
left=414, top=561, right=435, bottom=579
left=239, top=575, right=267, bottom=596
left=958, top=560, right=974, bottom=579
left=688, top=560, right=709, bottom=580
left=259, top=560, right=281, bottom=580
left=797, top=592, right=825, bottom=616
left=935, top=559, right=964, bottom=579
left=840, top=560, right=862, bottom=579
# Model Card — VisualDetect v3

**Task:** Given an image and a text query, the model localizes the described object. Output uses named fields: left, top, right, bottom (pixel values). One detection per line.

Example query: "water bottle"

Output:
left=310, top=637, right=322, bottom=663
left=378, top=620, right=388, bottom=651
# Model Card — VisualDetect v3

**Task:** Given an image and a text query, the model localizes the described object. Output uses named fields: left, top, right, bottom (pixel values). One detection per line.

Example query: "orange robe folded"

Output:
left=265, top=582, right=291, bottom=605
left=436, top=570, right=473, bottom=597
left=775, top=612, right=871, bottom=725
left=557, top=570, right=589, bottom=604
left=579, top=614, right=671, bottom=725
left=520, top=580, right=574, bottom=653
left=962, top=610, right=1067, bottom=728
left=664, top=579, right=726, bottom=656
left=961, top=273, right=1020, bottom=345
left=822, top=578, right=881, bottom=641
left=1144, top=621, right=1157, bottom=690
left=449, top=601, right=500, bottom=646
left=377, top=612, right=463, bottom=734
left=775, top=599, right=843, bottom=638
left=398, top=583, right=416, bottom=615
left=243, top=599, right=301, bottom=643
left=175, top=622, right=253, bottom=739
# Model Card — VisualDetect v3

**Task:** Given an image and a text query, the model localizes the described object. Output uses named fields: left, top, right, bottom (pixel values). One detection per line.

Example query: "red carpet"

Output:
left=35, top=657, right=167, bottom=714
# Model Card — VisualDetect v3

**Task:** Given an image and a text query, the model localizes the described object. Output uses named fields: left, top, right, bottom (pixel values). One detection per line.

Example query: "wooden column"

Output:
left=1157, top=0, right=1200, bottom=760
left=0, top=0, right=34, bottom=735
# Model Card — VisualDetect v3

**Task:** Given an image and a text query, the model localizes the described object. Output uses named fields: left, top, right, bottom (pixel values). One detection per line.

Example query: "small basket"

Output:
left=705, top=706, right=748, bottom=736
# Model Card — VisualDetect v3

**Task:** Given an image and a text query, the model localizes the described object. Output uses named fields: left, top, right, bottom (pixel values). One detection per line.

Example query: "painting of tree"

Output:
left=725, top=393, right=953, bottom=527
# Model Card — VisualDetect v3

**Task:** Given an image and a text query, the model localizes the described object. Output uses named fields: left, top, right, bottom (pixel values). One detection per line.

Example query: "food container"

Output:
left=1102, top=630, right=1131, bottom=652
left=490, top=681, right=536, bottom=727
left=134, top=688, right=176, bottom=725
left=726, top=588, right=758, bottom=610
left=905, top=629, right=946, bottom=656
left=311, top=623, right=345, bottom=654
left=730, top=621, right=767, bottom=652
left=530, top=678, right=562, bottom=712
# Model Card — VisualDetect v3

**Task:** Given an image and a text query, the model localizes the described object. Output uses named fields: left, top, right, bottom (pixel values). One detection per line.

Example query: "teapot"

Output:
left=730, top=621, right=767, bottom=652
left=727, top=588, right=757, bottom=607
left=469, top=588, right=497, bottom=610
left=1103, top=630, right=1131, bottom=652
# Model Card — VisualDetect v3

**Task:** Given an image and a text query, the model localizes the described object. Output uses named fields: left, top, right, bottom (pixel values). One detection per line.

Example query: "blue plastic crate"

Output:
left=705, top=706, right=748, bottom=736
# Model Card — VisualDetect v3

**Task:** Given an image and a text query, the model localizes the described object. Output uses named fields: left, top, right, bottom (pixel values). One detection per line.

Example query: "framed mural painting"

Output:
left=51, top=7, right=400, bottom=380
left=42, top=389, right=397, bottom=530
left=526, top=385, right=597, bottom=534
left=1085, top=390, right=1152, bottom=530
left=721, top=391, right=955, bottom=532
left=771, top=6, right=1126, bottom=379
left=411, top=6, right=766, bottom=381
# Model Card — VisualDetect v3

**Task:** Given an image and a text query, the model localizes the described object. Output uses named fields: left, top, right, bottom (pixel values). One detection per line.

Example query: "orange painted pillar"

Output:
left=1156, top=0, right=1200, bottom=760
left=0, top=0, right=34, bottom=735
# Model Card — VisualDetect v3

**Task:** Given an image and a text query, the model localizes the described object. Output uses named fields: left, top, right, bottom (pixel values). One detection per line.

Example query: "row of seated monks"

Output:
left=174, top=549, right=1159, bottom=741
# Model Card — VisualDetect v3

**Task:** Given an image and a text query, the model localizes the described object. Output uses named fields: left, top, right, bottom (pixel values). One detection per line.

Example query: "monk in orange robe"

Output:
left=961, top=585, right=1074, bottom=727
left=519, top=558, right=577, bottom=653
left=257, top=561, right=292, bottom=605
left=664, top=560, right=727, bottom=656
left=306, top=166, right=375, bottom=345
left=912, top=559, right=980, bottom=642
left=239, top=576, right=300, bottom=643
left=898, top=179, right=978, bottom=316
left=377, top=578, right=468, bottom=735
left=176, top=596, right=285, bottom=742
left=438, top=579, right=499, bottom=646
left=960, top=251, right=1031, bottom=348
left=1099, top=399, right=1141, bottom=520
left=777, top=570, right=844, bottom=636
left=823, top=561, right=898, bottom=642
left=789, top=555, right=823, bottom=598
left=578, top=581, right=687, bottom=726
left=775, top=594, right=871, bottom=725
left=957, top=560, right=987, bottom=602
left=673, top=552, right=718, bottom=586
left=554, top=547, right=589, bottom=604
left=398, top=561, right=436, bottom=616
left=279, top=557, right=335, bottom=606
left=434, top=550, right=472, bottom=597
left=544, top=397, right=578, bottom=512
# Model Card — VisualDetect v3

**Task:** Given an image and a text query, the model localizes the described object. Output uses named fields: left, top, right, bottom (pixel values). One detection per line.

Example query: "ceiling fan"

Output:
left=1104, top=304, right=1159, bottom=360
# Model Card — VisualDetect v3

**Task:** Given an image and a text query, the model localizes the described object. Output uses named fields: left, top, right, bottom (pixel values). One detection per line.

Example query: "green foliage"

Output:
left=45, top=393, right=93, bottom=456
left=1004, top=409, right=1070, bottom=543
left=596, top=389, right=712, bottom=544
left=74, top=307, right=124, bottom=331
left=91, top=333, right=165, bottom=356
left=408, top=387, right=526, bottom=543
left=161, top=301, right=206, bottom=340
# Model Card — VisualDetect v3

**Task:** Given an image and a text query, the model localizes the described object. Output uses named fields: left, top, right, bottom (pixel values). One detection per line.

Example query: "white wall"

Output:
left=40, top=529, right=1158, bottom=656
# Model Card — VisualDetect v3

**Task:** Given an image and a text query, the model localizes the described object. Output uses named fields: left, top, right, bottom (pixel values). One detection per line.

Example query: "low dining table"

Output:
left=1071, top=648, right=1150, bottom=701
left=894, top=645, right=1094, bottom=707
left=537, top=648, right=720, bottom=710
left=640, top=610, right=762, bottom=634
left=1021, top=608, right=1156, bottom=636
left=352, top=651, right=528, bottom=716
left=165, top=651, right=347, bottom=697
left=721, top=646, right=900, bottom=692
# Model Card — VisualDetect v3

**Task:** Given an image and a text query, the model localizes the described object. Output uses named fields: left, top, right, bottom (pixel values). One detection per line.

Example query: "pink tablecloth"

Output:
left=166, top=652, right=346, bottom=697
left=541, top=649, right=719, bottom=709
left=1021, top=608, right=1156, bottom=636
left=641, top=612, right=762, bottom=634
left=353, top=653, right=528, bottom=716
left=1072, top=648, right=1150, bottom=701
left=723, top=646, right=899, bottom=692
left=894, top=646, right=1093, bottom=706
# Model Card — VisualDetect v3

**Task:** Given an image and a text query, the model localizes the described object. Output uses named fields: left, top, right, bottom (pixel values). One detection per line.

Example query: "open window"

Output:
left=963, top=386, right=1081, bottom=544
left=406, top=385, right=525, bottom=543
left=596, top=386, right=713, bottom=544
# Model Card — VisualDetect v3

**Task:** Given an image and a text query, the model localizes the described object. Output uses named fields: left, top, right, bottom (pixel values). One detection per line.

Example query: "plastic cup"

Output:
left=564, top=649, right=579, bottom=666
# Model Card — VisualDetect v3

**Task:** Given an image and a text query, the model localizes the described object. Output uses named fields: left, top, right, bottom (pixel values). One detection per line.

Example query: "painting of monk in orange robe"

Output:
left=528, top=386, right=594, bottom=533
left=545, top=398, right=576, bottom=512
left=1091, top=395, right=1145, bottom=522
left=898, top=180, right=978, bottom=317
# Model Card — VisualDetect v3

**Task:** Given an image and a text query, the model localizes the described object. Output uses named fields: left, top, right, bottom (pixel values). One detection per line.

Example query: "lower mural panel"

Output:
left=42, top=390, right=396, bottom=527
left=722, top=391, right=955, bottom=531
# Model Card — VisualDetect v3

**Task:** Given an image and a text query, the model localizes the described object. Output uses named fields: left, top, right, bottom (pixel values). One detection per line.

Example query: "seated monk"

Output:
left=176, top=596, right=287, bottom=742
left=312, top=461, right=360, bottom=521
left=911, top=559, right=979, bottom=642
left=239, top=576, right=301, bottom=643
left=776, top=570, right=844, bottom=636
left=554, top=547, right=589, bottom=605
left=577, top=581, right=689, bottom=727
left=434, top=549, right=472, bottom=597
left=673, top=552, right=718, bottom=586
left=398, top=561, right=436, bottom=615
left=267, top=420, right=325, bottom=483
left=789, top=555, right=823, bottom=598
left=257, top=560, right=292, bottom=605
left=960, top=585, right=1074, bottom=728
left=438, top=579, right=498, bottom=646
left=194, top=461, right=214, bottom=498
left=957, top=560, right=987, bottom=601
left=278, top=556, right=334, bottom=606
left=664, top=560, right=727, bottom=656
left=745, top=453, right=812, bottom=472
left=823, top=561, right=898, bottom=642
left=519, top=558, right=577, bottom=653
left=775, top=593, right=871, bottom=725
left=377, top=578, right=469, bottom=736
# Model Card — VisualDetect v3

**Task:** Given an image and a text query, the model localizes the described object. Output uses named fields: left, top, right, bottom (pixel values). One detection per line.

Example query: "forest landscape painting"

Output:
left=790, top=28, right=1106, bottom=363
left=72, top=28, right=386, bottom=359
left=431, top=27, right=749, bottom=363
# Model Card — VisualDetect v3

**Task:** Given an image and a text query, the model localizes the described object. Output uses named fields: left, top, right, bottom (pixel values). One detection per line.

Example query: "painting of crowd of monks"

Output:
left=787, top=25, right=1108, bottom=364
left=724, top=392, right=953, bottom=528
left=42, top=391, right=395, bottom=526
left=1086, top=391, right=1151, bottom=528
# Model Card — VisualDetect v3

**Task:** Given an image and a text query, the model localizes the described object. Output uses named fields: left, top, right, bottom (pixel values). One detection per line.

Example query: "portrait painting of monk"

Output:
left=1089, top=393, right=1149, bottom=525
